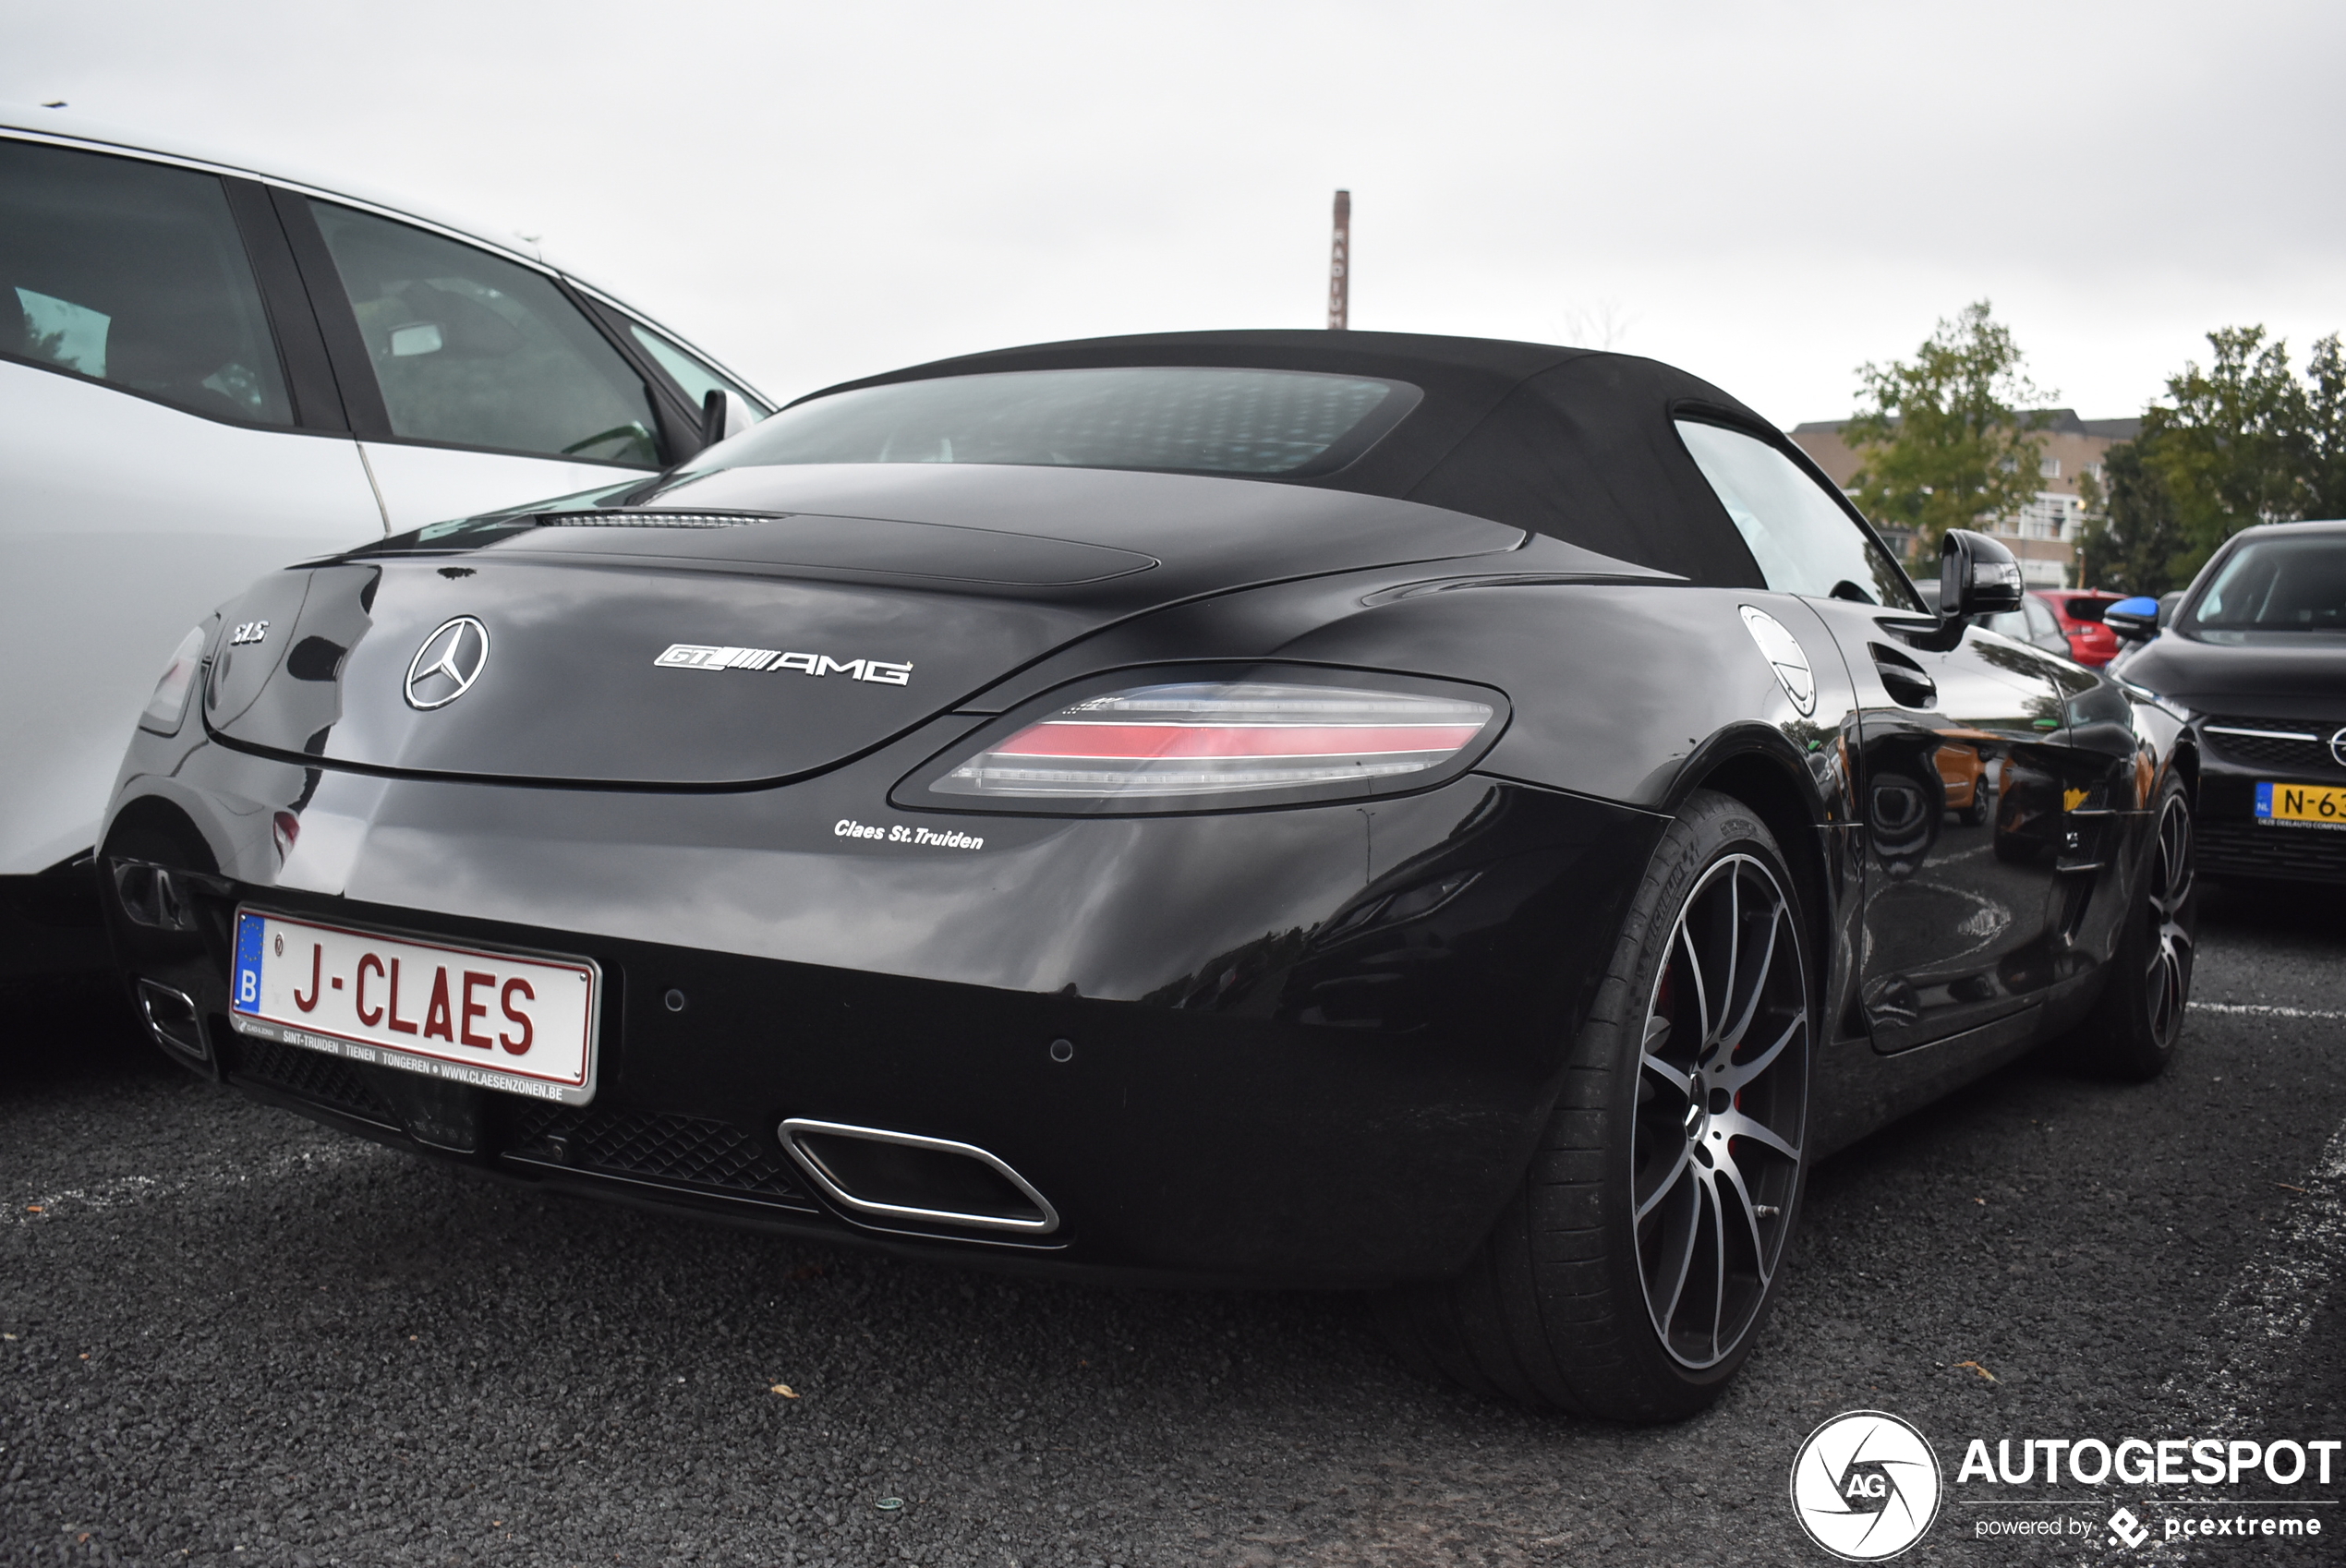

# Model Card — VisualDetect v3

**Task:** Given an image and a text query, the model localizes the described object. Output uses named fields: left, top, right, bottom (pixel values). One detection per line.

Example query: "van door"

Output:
left=0, top=137, right=381, bottom=878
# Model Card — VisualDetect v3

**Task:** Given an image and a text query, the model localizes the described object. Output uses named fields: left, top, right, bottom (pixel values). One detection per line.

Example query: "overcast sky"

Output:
left=9, top=0, right=2343, bottom=426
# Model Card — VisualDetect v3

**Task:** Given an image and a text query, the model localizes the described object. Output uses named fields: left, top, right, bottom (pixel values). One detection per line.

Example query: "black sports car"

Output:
left=102, top=331, right=2195, bottom=1421
left=2110, top=518, right=2346, bottom=884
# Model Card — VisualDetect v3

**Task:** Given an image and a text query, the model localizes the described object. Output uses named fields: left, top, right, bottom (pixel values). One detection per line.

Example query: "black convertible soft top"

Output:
left=805, top=329, right=1807, bottom=588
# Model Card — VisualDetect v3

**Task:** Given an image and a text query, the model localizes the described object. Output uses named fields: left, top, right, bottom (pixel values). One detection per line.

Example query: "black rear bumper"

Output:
left=107, top=761, right=1663, bottom=1288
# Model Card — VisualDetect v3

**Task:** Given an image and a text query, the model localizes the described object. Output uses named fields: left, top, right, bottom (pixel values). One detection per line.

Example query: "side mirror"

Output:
left=1938, top=528, right=2025, bottom=621
left=2105, top=595, right=2160, bottom=642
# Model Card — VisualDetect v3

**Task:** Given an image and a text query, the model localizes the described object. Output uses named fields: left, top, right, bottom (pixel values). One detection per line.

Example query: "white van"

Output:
left=1, top=106, right=772, bottom=980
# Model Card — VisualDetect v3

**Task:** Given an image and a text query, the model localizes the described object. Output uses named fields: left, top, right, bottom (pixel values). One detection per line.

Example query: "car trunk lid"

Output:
left=206, top=464, right=1531, bottom=787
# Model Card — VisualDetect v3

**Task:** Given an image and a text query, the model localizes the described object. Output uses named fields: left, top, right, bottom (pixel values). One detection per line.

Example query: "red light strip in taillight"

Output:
left=932, top=680, right=1500, bottom=801
left=990, top=722, right=1488, bottom=760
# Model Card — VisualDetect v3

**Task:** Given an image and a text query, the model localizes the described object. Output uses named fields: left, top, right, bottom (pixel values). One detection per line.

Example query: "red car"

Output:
left=2045, top=585, right=2139, bottom=660
left=1981, top=589, right=2123, bottom=666
left=2035, top=588, right=2126, bottom=666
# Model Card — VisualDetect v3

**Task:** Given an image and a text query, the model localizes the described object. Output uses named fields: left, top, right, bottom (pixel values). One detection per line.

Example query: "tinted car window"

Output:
left=2183, top=535, right=2346, bottom=634
left=1989, top=599, right=2061, bottom=650
left=0, top=139, right=291, bottom=426
left=627, top=321, right=768, bottom=419
left=710, top=368, right=1414, bottom=477
left=308, top=202, right=659, bottom=465
left=2028, top=597, right=2064, bottom=645
left=1675, top=419, right=1918, bottom=607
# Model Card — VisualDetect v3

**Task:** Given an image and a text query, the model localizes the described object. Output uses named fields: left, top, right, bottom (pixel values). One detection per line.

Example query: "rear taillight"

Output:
left=929, top=680, right=1499, bottom=803
left=2071, top=624, right=2118, bottom=657
left=138, top=626, right=209, bottom=735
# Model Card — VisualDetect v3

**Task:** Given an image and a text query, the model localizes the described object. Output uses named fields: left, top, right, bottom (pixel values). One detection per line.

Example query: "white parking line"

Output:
left=2189, top=1002, right=2346, bottom=1021
left=2174, top=1118, right=2346, bottom=1431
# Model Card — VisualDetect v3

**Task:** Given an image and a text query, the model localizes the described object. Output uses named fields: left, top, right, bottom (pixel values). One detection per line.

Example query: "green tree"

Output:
left=1844, top=301, right=2050, bottom=553
left=2075, top=443, right=2188, bottom=595
left=2139, top=326, right=2305, bottom=567
left=2300, top=332, right=2346, bottom=519
left=2115, top=326, right=2346, bottom=578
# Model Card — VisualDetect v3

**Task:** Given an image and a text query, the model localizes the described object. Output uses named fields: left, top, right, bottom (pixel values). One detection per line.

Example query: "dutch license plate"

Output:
left=2256, top=780, right=2346, bottom=830
left=230, top=909, right=599, bottom=1104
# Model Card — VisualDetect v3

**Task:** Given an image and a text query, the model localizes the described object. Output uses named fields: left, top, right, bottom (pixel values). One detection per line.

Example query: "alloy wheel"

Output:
left=2143, top=796, right=2195, bottom=1047
left=1632, top=853, right=1809, bottom=1369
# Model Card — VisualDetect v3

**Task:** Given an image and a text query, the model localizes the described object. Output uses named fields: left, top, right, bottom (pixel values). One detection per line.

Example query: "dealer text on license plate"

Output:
left=230, top=910, right=599, bottom=1104
left=2256, top=780, right=2346, bottom=830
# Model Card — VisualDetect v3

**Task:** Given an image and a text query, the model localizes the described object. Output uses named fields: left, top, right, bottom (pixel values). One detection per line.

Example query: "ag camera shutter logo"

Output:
left=1791, top=1411, right=1943, bottom=1561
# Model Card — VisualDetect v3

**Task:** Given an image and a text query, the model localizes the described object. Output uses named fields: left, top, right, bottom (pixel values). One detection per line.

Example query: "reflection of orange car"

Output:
left=1934, top=742, right=1989, bottom=825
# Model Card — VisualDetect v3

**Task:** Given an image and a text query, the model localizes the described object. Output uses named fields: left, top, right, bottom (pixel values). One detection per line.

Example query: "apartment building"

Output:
left=1789, top=410, right=2141, bottom=586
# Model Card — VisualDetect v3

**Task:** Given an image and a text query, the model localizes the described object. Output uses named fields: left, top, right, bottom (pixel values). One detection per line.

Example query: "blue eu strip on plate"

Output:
left=233, top=910, right=266, bottom=1011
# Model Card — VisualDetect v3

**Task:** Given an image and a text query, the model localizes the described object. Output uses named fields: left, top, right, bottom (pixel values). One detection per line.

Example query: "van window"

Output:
left=0, top=139, right=291, bottom=425
left=627, top=321, right=768, bottom=420
left=308, top=201, right=660, bottom=465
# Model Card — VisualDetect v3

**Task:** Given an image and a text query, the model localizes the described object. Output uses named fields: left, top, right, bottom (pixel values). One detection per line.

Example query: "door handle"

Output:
left=1868, top=643, right=1937, bottom=709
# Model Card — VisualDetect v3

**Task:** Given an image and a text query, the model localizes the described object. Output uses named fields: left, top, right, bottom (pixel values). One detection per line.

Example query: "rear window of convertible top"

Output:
left=697, top=366, right=1420, bottom=479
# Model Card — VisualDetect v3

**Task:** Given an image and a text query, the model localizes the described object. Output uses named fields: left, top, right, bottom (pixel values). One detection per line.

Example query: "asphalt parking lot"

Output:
left=5, top=881, right=2343, bottom=1568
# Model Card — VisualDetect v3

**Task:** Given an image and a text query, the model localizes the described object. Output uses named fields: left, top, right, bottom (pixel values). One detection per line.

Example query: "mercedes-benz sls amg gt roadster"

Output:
left=101, top=331, right=2196, bottom=1421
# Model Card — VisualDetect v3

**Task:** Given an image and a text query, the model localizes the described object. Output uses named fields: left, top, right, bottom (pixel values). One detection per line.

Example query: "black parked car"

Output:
left=103, top=332, right=2195, bottom=1422
left=2110, top=519, right=2346, bottom=884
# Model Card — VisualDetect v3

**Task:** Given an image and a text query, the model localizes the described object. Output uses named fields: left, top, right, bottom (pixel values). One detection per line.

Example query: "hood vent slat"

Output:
left=528, top=510, right=780, bottom=529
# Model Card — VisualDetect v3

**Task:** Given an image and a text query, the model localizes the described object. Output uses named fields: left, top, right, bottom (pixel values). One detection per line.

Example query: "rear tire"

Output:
left=1375, top=790, right=1813, bottom=1421
left=2072, top=773, right=2195, bottom=1080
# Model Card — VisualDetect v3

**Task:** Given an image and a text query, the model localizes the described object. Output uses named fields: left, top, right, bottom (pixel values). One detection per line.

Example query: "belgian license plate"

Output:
left=229, top=909, right=599, bottom=1104
left=2256, top=780, right=2346, bottom=830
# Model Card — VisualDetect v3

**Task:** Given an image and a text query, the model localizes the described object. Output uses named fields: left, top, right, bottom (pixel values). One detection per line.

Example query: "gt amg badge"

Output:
left=654, top=644, right=912, bottom=685
left=405, top=617, right=491, bottom=710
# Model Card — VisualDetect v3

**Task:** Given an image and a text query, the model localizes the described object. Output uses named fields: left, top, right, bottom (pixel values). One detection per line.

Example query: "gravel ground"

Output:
left=4, top=880, right=2342, bottom=1568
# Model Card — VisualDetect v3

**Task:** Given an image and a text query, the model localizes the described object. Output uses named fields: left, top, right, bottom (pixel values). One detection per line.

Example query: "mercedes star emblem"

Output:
left=405, top=616, right=491, bottom=710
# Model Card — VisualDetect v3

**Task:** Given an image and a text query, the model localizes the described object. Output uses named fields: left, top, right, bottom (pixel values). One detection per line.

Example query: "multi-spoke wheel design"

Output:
left=1632, top=852, right=1809, bottom=1369
left=2069, top=770, right=2197, bottom=1081
left=1373, top=790, right=1813, bottom=1418
left=2142, top=794, right=2195, bottom=1049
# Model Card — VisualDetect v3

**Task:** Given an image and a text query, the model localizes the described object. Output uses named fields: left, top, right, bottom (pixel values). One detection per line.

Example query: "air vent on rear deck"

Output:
left=527, top=510, right=778, bottom=528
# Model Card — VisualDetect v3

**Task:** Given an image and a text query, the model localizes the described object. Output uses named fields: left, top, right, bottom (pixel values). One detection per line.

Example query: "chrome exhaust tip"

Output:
left=777, top=1118, right=1058, bottom=1236
left=135, top=978, right=209, bottom=1064
left=113, top=860, right=198, bottom=932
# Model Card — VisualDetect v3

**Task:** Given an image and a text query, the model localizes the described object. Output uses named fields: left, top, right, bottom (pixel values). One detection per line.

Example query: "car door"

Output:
left=0, top=136, right=383, bottom=878
left=1672, top=418, right=2074, bottom=1053
left=275, top=194, right=706, bottom=527
left=1829, top=623, right=2078, bottom=1049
